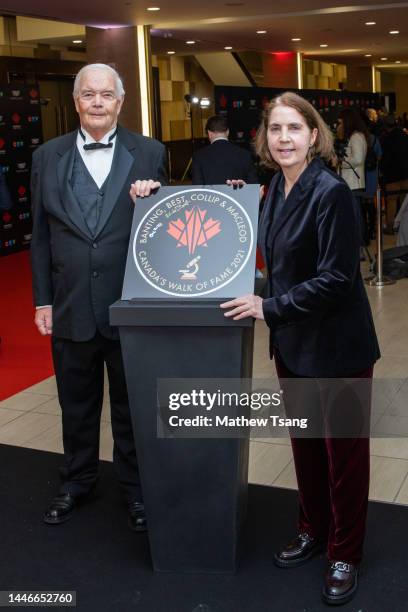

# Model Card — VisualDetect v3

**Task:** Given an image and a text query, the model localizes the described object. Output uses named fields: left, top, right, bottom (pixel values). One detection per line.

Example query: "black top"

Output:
left=258, top=157, right=380, bottom=377
left=191, top=139, right=258, bottom=185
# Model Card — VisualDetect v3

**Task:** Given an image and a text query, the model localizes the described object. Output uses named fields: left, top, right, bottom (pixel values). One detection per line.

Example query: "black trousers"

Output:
left=52, top=332, right=141, bottom=504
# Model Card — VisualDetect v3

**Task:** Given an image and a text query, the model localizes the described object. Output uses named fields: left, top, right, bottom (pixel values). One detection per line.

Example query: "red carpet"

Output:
left=0, top=250, right=54, bottom=400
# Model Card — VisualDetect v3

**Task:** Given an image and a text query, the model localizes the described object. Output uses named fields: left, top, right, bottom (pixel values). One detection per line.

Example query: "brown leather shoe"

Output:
left=274, top=532, right=325, bottom=568
left=322, top=561, right=358, bottom=605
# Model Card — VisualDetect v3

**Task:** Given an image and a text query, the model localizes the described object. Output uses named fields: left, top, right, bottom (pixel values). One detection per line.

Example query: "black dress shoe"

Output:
left=128, top=502, right=147, bottom=532
left=274, top=532, right=325, bottom=568
left=43, top=493, right=76, bottom=525
left=322, top=561, right=358, bottom=605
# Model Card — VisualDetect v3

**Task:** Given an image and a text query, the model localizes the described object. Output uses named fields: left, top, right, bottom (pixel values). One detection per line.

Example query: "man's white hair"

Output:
left=73, top=63, right=125, bottom=98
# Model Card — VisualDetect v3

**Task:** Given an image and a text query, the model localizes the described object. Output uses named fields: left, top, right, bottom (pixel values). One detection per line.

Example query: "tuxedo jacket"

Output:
left=191, top=139, right=258, bottom=185
left=258, top=157, right=380, bottom=377
left=30, top=126, right=167, bottom=341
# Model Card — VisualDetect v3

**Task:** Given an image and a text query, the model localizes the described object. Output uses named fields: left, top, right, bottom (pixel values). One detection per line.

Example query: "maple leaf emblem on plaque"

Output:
left=167, top=206, right=221, bottom=255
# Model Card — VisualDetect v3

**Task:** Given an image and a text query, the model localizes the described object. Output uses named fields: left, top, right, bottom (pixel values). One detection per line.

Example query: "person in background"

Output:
left=362, top=111, right=382, bottom=242
left=0, top=172, right=13, bottom=211
left=31, top=63, right=167, bottom=530
left=191, top=115, right=258, bottom=185
left=221, top=91, right=380, bottom=606
left=380, top=114, right=408, bottom=233
left=337, top=108, right=369, bottom=192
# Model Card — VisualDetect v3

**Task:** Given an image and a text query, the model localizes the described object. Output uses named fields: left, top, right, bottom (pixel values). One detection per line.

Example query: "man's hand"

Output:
left=220, top=294, right=264, bottom=321
left=34, top=306, right=53, bottom=336
left=226, top=179, right=246, bottom=188
left=129, top=180, right=161, bottom=203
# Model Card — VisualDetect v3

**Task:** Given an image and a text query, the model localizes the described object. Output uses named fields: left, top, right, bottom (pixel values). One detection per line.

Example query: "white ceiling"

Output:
left=2, top=0, right=408, bottom=68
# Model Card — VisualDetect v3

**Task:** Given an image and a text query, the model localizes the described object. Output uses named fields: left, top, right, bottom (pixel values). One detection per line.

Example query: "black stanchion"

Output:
left=365, top=188, right=396, bottom=286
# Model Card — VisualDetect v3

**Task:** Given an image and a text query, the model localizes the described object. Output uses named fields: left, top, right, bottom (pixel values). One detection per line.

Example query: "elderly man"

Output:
left=31, top=63, right=167, bottom=528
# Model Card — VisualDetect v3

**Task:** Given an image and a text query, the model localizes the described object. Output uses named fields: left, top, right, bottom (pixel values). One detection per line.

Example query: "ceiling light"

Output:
left=72, top=40, right=82, bottom=44
left=147, top=6, right=160, bottom=11
left=389, top=30, right=399, bottom=34
left=167, top=51, right=175, bottom=55
left=365, top=21, right=376, bottom=26
left=186, top=40, right=195, bottom=44
left=320, top=44, right=328, bottom=48
left=365, top=54, right=372, bottom=57
left=291, top=38, right=301, bottom=42
left=380, top=57, right=388, bottom=60
left=224, top=46, right=233, bottom=50
left=256, top=30, right=267, bottom=34
left=395, top=60, right=401, bottom=63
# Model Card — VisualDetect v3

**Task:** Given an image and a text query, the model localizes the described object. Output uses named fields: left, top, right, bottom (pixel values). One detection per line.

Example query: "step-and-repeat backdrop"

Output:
left=215, top=85, right=383, bottom=149
left=0, top=84, right=42, bottom=256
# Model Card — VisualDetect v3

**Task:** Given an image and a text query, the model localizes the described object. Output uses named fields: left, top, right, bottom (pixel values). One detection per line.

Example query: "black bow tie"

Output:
left=80, top=128, right=117, bottom=151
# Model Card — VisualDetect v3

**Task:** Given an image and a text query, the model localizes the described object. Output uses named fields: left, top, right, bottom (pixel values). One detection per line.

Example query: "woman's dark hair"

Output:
left=339, top=108, right=370, bottom=144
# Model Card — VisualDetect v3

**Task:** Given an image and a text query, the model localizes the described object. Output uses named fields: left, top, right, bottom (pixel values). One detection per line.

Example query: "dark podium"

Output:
left=110, top=184, right=260, bottom=572
left=110, top=298, right=255, bottom=573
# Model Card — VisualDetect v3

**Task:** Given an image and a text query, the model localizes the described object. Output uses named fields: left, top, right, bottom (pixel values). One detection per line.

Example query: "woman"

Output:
left=221, top=92, right=380, bottom=606
left=337, top=108, right=369, bottom=192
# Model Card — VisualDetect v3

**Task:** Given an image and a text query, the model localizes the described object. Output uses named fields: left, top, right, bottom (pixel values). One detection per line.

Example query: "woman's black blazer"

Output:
left=258, top=157, right=380, bottom=377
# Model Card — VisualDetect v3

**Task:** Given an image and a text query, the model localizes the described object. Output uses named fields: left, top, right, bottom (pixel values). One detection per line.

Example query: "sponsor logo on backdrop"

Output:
left=249, top=127, right=257, bottom=139
left=2, top=211, right=13, bottom=229
left=15, top=162, right=28, bottom=174
left=10, top=89, right=23, bottom=101
left=12, top=140, right=24, bottom=149
left=11, top=113, right=21, bottom=124
left=18, top=212, right=30, bottom=221
left=219, top=94, right=228, bottom=109
left=232, top=100, right=243, bottom=109
left=1, top=165, right=10, bottom=173
left=28, top=115, right=40, bottom=123
left=24, top=233, right=32, bottom=241
left=132, top=188, right=253, bottom=297
left=17, top=185, right=28, bottom=203
left=29, top=88, right=39, bottom=104
left=30, top=137, right=41, bottom=148
left=4, top=239, right=17, bottom=248
left=0, top=137, right=5, bottom=155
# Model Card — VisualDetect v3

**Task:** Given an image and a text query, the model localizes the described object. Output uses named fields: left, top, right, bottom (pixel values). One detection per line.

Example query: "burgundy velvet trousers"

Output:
left=274, top=351, right=373, bottom=565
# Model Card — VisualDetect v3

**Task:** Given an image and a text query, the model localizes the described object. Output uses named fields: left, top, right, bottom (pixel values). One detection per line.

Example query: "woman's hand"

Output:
left=220, top=294, right=264, bottom=321
left=129, top=180, right=161, bottom=203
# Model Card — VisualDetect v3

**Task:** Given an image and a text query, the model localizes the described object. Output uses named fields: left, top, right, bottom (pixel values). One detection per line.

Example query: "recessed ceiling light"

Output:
left=380, top=57, right=388, bottom=60
left=365, top=21, right=376, bottom=26
left=186, top=40, right=195, bottom=44
left=167, top=50, right=175, bottom=55
left=365, top=54, right=372, bottom=57
left=147, top=6, right=160, bottom=10
left=389, top=30, right=399, bottom=34
left=320, top=44, right=328, bottom=48
left=72, top=40, right=82, bottom=44
left=224, top=46, right=233, bottom=50
left=395, top=60, right=401, bottom=63
left=225, top=2, right=245, bottom=5
left=256, top=30, right=267, bottom=34
left=291, top=38, right=301, bottom=42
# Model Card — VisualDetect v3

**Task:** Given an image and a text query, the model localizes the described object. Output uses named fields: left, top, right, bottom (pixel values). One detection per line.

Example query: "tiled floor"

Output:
left=1, top=250, right=408, bottom=506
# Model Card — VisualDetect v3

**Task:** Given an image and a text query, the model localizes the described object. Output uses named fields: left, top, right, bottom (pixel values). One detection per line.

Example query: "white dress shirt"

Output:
left=76, top=125, right=117, bottom=188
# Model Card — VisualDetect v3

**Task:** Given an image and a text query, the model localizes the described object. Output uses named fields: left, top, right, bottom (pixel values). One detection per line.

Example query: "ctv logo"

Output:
left=19, top=212, right=30, bottom=221
left=1, top=165, right=10, bottom=173
left=28, top=115, right=40, bottom=123
left=232, top=100, right=243, bottom=109
left=4, top=239, right=16, bottom=248
left=12, top=140, right=24, bottom=148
